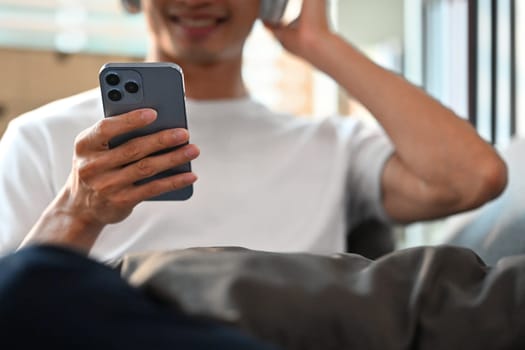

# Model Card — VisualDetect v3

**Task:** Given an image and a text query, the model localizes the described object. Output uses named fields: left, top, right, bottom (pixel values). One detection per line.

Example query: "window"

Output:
left=473, top=0, right=517, bottom=147
left=405, top=0, right=520, bottom=146
left=402, top=0, right=523, bottom=248
left=516, top=0, right=525, bottom=136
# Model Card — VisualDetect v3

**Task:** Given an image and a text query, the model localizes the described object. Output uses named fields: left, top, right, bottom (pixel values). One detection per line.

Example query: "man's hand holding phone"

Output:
left=19, top=108, right=199, bottom=253
left=70, top=108, right=200, bottom=224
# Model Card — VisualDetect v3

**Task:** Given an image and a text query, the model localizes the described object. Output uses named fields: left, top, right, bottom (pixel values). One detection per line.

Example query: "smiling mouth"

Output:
left=168, top=15, right=229, bottom=28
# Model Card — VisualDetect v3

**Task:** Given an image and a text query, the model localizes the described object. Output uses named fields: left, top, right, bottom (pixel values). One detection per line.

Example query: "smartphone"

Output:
left=121, top=0, right=289, bottom=24
left=99, top=62, right=193, bottom=201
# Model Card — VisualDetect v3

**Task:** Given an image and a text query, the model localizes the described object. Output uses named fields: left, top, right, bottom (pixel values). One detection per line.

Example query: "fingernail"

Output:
left=141, top=109, right=157, bottom=121
left=184, top=147, right=199, bottom=158
left=184, top=173, right=198, bottom=183
left=173, top=129, right=187, bottom=140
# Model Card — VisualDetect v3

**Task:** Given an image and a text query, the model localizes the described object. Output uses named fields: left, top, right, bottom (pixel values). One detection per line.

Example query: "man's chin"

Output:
left=177, top=50, right=220, bottom=66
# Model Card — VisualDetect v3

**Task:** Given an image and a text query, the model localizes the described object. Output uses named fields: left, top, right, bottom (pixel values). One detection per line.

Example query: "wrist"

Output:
left=19, top=189, right=105, bottom=254
left=301, top=32, right=344, bottom=71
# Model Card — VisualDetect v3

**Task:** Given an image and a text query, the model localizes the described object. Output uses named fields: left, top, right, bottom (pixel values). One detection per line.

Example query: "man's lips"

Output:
left=167, top=14, right=228, bottom=39
left=170, top=16, right=226, bottom=27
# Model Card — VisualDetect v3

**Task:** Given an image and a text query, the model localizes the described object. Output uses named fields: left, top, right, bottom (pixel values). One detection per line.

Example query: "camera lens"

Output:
left=105, top=73, right=120, bottom=86
left=108, top=89, right=122, bottom=102
left=125, top=81, right=139, bottom=93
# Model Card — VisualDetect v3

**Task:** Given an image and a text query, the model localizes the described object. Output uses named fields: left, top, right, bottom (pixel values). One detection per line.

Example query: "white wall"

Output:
left=336, top=0, right=404, bottom=49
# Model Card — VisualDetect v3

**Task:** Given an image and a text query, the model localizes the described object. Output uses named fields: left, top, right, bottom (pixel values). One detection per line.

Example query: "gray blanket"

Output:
left=120, top=246, right=525, bottom=350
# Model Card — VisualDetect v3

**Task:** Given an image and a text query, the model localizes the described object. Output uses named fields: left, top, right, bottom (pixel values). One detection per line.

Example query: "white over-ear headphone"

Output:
left=120, top=0, right=288, bottom=23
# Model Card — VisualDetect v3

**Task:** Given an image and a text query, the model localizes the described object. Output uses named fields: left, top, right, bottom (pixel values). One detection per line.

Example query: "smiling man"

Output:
left=0, top=0, right=507, bottom=258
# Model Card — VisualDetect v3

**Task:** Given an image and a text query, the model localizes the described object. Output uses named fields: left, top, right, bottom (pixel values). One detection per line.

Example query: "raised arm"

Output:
left=267, top=0, right=507, bottom=223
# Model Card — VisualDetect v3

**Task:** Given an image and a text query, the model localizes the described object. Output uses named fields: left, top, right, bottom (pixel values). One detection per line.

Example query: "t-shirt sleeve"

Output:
left=343, top=119, right=395, bottom=229
left=0, top=117, right=56, bottom=256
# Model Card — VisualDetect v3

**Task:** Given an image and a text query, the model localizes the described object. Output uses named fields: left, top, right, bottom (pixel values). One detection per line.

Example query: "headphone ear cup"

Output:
left=259, top=0, right=288, bottom=23
left=121, top=0, right=141, bottom=13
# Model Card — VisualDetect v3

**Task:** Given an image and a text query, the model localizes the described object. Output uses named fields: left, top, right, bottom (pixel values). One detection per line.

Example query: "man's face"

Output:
left=143, top=0, right=260, bottom=64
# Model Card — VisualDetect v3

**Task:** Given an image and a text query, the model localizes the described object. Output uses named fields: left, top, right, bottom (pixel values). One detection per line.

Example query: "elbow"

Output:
left=485, top=157, right=508, bottom=199
left=463, top=155, right=508, bottom=210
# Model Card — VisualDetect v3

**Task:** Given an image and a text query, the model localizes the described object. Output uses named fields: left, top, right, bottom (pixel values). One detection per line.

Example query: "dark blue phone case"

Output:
left=99, top=62, right=193, bottom=201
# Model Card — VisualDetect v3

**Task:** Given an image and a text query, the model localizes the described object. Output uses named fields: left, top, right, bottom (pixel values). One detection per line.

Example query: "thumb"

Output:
left=263, top=18, right=299, bottom=45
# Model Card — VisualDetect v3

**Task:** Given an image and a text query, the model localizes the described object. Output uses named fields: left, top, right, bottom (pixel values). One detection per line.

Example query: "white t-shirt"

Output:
left=0, top=89, right=394, bottom=260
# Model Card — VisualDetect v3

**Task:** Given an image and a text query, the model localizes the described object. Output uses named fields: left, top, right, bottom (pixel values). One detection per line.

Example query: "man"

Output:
left=0, top=0, right=506, bottom=259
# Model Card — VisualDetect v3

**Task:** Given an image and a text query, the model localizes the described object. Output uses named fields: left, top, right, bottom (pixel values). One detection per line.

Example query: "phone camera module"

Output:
left=105, top=73, right=120, bottom=86
left=125, top=81, right=140, bottom=93
left=108, top=89, right=122, bottom=102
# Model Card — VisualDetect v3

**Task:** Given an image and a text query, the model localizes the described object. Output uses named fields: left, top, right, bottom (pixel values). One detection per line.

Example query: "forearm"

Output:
left=308, top=34, right=506, bottom=208
left=18, top=189, right=104, bottom=254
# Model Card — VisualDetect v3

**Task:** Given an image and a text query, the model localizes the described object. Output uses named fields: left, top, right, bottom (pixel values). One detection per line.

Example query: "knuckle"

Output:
left=94, top=119, right=112, bottom=140
left=77, top=159, right=97, bottom=180
left=169, top=179, right=180, bottom=191
left=157, top=131, right=170, bottom=147
left=170, top=176, right=187, bottom=190
left=74, top=129, right=90, bottom=154
left=92, top=180, right=117, bottom=197
left=169, top=152, right=184, bottom=165
left=74, top=139, right=84, bottom=155
left=121, top=143, right=141, bottom=161
left=124, top=112, right=136, bottom=125
left=147, top=182, right=164, bottom=197
left=143, top=179, right=175, bottom=199
left=111, top=194, right=134, bottom=208
left=135, top=158, right=155, bottom=177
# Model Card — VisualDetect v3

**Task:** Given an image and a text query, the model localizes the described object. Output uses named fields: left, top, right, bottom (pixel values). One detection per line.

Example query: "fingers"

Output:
left=82, top=171, right=198, bottom=215
left=120, top=144, right=200, bottom=185
left=65, top=108, right=199, bottom=227
left=122, top=172, right=198, bottom=205
left=76, top=109, right=157, bottom=153
left=101, top=127, right=191, bottom=168
left=75, top=129, right=194, bottom=188
left=75, top=106, right=192, bottom=176
left=82, top=143, right=200, bottom=204
left=301, top=0, right=328, bottom=20
left=264, top=0, right=331, bottom=57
